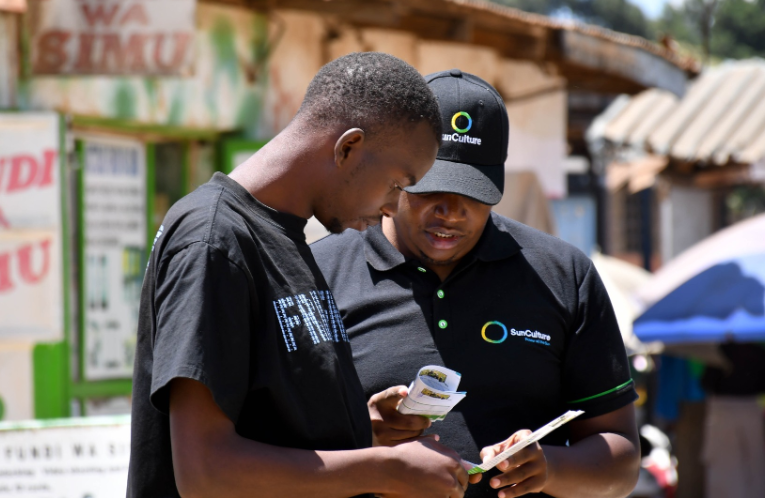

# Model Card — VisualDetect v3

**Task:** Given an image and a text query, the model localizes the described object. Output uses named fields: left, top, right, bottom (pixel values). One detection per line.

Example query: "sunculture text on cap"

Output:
left=404, top=69, right=509, bottom=205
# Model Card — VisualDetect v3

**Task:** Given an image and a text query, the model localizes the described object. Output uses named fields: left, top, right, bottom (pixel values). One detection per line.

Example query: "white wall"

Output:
left=498, top=60, right=568, bottom=199
left=0, top=343, right=34, bottom=421
left=660, top=185, right=714, bottom=262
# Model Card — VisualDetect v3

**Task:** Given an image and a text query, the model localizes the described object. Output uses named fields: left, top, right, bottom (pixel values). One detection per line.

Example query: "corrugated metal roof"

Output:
left=629, top=92, right=677, bottom=146
left=603, top=89, right=678, bottom=145
left=598, top=60, right=765, bottom=166
left=444, top=0, right=698, bottom=74
left=695, top=69, right=765, bottom=162
left=243, top=0, right=696, bottom=94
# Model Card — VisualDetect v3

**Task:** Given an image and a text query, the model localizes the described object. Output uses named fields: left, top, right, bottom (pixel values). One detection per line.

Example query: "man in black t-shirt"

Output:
left=128, top=54, right=473, bottom=498
left=312, top=71, right=640, bottom=498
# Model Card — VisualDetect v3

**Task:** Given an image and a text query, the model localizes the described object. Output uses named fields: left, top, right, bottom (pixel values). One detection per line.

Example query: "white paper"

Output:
left=465, top=410, right=584, bottom=474
left=398, top=365, right=466, bottom=421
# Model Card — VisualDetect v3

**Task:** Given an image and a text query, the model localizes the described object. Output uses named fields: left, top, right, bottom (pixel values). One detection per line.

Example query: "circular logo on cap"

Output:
left=451, top=112, right=472, bottom=133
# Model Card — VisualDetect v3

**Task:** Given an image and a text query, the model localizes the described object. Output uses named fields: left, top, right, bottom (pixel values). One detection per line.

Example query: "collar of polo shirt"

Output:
left=363, top=212, right=522, bottom=272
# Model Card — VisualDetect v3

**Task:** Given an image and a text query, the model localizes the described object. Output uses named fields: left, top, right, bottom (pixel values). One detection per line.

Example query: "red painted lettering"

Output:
left=119, top=4, right=149, bottom=27
left=74, top=33, right=96, bottom=72
left=81, top=3, right=120, bottom=27
left=0, top=252, right=12, bottom=293
left=34, top=31, right=71, bottom=74
left=78, top=33, right=150, bottom=73
left=0, top=207, right=9, bottom=229
left=7, top=155, right=38, bottom=193
left=124, top=34, right=149, bottom=72
left=96, top=33, right=125, bottom=73
left=154, top=33, right=192, bottom=72
left=37, top=150, right=58, bottom=188
left=17, top=239, right=51, bottom=285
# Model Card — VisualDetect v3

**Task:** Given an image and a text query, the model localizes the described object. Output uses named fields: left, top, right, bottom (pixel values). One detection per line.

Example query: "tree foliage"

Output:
left=711, top=0, right=765, bottom=59
left=491, top=0, right=652, bottom=38
left=491, top=0, right=765, bottom=61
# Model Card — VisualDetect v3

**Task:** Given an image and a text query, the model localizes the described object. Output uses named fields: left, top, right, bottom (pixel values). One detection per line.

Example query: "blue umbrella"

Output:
left=634, top=253, right=765, bottom=344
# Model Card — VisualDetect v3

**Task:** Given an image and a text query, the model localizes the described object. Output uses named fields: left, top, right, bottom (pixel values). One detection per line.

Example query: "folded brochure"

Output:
left=397, top=365, right=466, bottom=421
left=464, top=410, right=585, bottom=475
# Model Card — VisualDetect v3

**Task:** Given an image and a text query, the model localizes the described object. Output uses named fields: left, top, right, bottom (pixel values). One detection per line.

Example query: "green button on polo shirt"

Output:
left=437, top=289, right=445, bottom=298
left=438, top=320, right=448, bottom=329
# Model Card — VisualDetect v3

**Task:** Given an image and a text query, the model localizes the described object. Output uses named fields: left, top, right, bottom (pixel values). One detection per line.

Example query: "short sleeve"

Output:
left=149, top=242, right=252, bottom=424
left=561, top=262, right=637, bottom=418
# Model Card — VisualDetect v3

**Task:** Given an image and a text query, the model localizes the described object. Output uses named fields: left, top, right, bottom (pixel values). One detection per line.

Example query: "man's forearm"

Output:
left=170, top=377, right=467, bottom=498
left=540, top=432, right=640, bottom=498
left=178, top=437, right=400, bottom=498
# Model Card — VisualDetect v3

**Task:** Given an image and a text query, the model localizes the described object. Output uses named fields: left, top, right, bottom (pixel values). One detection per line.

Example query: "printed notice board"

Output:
left=82, top=136, right=146, bottom=380
left=0, top=416, right=131, bottom=497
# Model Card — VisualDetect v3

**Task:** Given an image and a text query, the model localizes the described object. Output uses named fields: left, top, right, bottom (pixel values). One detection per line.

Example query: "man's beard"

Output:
left=325, top=217, right=344, bottom=234
left=418, top=249, right=458, bottom=267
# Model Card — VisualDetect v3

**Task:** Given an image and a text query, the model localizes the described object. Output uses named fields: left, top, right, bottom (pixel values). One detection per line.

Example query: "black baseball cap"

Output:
left=404, top=69, right=509, bottom=205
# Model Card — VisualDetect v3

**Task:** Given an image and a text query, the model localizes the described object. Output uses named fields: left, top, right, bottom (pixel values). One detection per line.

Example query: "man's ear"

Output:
left=334, top=128, right=366, bottom=168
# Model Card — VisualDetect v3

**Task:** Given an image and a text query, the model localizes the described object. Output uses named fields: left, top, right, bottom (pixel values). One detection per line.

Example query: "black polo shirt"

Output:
left=311, top=213, right=636, bottom=498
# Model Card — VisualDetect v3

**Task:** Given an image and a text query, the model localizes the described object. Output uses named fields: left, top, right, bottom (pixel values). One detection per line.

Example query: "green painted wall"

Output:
left=32, top=342, right=70, bottom=419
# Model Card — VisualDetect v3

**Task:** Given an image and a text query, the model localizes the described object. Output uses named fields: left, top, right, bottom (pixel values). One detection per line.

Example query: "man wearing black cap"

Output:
left=312, top=70, right=640, bottom=497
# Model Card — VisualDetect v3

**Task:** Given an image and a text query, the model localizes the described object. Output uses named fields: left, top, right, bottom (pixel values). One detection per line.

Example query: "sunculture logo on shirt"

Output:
left=511, top=328, right=551, bottom=346
left=481, top=321, right=551, bottom=346
left=442, top=111, right=482, bottom=146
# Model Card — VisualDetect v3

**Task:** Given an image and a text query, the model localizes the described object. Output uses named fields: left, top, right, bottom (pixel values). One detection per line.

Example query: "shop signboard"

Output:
left=0, top=416, right=130, bottom=497
left=30, top=0, right=196, bottom=76
left=0, top=113, right=63, bottom=342
left=82, top=136, right=146, bottom=380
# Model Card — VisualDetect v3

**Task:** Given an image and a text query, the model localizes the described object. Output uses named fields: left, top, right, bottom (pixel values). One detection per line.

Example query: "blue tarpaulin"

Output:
left=634, top=254, right=765, bottom=344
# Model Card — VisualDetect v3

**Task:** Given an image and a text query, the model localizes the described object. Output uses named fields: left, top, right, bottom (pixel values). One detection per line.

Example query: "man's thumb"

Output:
left=372, top=385, right=409, bottom=406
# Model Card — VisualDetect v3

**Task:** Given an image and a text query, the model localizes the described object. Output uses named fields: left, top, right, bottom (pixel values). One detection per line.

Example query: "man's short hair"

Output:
left=298, top=52, right=442, bottom=142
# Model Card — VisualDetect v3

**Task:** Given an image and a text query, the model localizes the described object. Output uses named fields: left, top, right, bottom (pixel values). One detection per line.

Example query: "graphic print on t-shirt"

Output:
left=273, top=289, right=348, bottom=352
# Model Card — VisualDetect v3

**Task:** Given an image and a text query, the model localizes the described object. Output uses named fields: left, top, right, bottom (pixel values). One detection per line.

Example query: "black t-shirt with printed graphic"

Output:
left=127, top=172, right=372, bottom=498
left=311, top=213, right=637, bottom=498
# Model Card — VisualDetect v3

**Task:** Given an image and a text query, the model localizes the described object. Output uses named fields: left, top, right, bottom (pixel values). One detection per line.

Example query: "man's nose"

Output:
left=434, top=195, right=466, bottom=221
left=380, top=194, right=399, bottom=218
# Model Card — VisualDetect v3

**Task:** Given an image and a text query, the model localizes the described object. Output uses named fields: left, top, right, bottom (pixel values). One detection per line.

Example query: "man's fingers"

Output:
left=369, top=385, right=408, bottom=407
left=495, top=443, right=540, bottom=471
left=480, top=429, right=533, bottom=461
left=509, top=429, right=532, bottom=445
left=462, top=460, right=483, bottom=485
left=497, top=474, right=546, bottom=498
left=388, top=413, right=431, bottom=431
left=479, top=442, right=503, bottom=461
left=372, top=414, right=430, bottom=434
left=468, top=472, right=483, bottom=485
left=386, top=428, right=427, bottom=441
left=369, top=385, right=431, bottom=433
left=490, top=458, right=546, bottom=489
left=455, top=461, right=469, bottom=491
left=411, top=433, right=440, bottom=444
